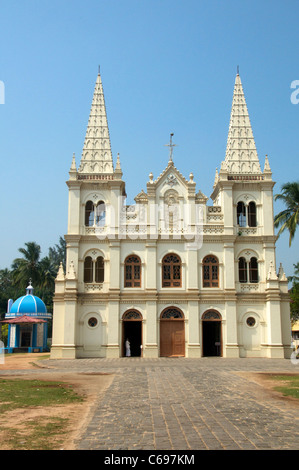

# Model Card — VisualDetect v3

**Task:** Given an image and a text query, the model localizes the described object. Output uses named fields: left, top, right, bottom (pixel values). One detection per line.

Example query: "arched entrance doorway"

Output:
left=160, top=307, right=185, bottom=357
left=202, top=310, right=222, bottom=357
left=122, top=310, right=143, bottom=357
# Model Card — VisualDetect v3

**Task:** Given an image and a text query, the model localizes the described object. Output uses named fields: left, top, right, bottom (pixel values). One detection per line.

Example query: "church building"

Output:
left=50, top=70, right=292, bottom=359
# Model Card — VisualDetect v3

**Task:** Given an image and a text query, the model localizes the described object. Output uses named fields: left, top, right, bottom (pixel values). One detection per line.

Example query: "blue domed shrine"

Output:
left=2, top=282, right=52, bottom=353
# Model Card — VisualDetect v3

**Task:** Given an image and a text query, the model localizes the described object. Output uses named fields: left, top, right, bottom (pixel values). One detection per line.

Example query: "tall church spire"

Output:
left=78, top=69, right=114, bottom=174
left=224, top=72, right=262, bottom=174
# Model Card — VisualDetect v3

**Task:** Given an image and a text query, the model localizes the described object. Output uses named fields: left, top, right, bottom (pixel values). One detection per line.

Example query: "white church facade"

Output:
left=50, top=70, right=292, bottom=359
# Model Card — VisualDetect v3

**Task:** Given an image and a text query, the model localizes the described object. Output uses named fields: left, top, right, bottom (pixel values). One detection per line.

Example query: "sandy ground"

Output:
left=0, top=354, right=114, bottom=450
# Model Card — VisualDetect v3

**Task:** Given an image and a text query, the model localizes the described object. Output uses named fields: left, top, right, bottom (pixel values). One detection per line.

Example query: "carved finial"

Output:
left=56, top=262, right=65, bottom=281
left=70, top=153, right=76, bottom=170
left=69, top=153, right=77, bottom=180
left=267, top=261, right=278, bottom=281
left=68, top=260, right=76, bottom=280
left=263, top=154, right=272, bottom=174
left=213, top=167, right=219, bottom=188
left=278, top=263, right=288, bottom=282
left=115, top=153, right=121, bottom=170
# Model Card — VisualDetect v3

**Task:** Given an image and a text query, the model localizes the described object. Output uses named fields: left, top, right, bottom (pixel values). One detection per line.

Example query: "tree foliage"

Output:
left=0, top=237, right=66, bottom=320
left=274, top=182, right=299, bottom=323
left=274, top=181, right=299, bottom=247
left=289, top=262, right=299, bottom=324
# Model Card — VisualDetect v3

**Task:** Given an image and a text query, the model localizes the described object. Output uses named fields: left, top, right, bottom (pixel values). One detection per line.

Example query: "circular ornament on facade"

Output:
left=88, top=317, right=98, bottom=327
left=246, top=316, right=256, bottom=327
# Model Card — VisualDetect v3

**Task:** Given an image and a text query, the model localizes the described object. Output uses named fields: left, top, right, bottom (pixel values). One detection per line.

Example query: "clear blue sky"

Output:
left=0, top=0, right=298, bottom=278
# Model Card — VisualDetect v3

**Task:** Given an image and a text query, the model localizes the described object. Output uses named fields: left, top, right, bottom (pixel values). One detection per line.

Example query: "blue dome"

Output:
left=9, top=282, right=47, bottom=316
left=10, top=294, right=47, bottom=315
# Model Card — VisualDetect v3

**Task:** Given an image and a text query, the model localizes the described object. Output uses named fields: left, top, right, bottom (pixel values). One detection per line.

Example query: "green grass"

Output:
left=4, top=417, right=70, bottom=450
left=0, top=378, right=84, bottom=449
left=0, top=378, right=83, bottom=412
left=270, top=375, right=299, bottom=400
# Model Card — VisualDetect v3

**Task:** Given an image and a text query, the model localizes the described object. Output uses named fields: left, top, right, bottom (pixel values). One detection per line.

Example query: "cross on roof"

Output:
left=165, top=133, right=177, bottom=162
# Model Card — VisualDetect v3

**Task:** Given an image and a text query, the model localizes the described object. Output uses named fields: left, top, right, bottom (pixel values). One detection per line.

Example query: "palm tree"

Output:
left=11, top=241, right=42, bottom=288
left=39, top=256, right=57, bottom=292
left=274, top=182, right=299, bottom=246
left=0, top=268, right=20, bottom=318
left=289, top=262, right=299, bottom=323
left=48, top=236, right=66, bottom=272
left=289, top=262, right=299, bottom=284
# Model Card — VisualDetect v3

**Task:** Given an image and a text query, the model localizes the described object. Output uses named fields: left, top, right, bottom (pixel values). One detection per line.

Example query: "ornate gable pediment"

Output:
left=134, top=189, right=148, bottom=203
left=149, top=161, right=190, bottom=191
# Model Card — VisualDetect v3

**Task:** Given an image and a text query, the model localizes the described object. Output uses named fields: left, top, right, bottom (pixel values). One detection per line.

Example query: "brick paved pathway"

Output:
left=42, top=357, right=299, bottom=450
left=2, top=357, right=298, bottom=450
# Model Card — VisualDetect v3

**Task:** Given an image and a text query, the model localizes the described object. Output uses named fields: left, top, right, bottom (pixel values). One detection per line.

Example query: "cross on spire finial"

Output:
left=165, top=133, right=177, bottom=162
left=26, top=279, right=34, bottom=295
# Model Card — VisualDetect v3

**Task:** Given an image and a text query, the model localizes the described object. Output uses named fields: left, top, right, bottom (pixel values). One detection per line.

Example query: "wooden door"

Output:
left=160, top=320, right=185, bottom=357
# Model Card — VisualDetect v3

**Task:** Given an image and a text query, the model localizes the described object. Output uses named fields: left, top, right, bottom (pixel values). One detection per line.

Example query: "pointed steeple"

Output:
left=224, top=72, right=262, bottom=175
left=78, top=69, right=114, bottom=175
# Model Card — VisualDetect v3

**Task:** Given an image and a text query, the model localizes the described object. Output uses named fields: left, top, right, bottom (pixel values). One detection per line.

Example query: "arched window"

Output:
left=238, top=257, right=248, bottom=283
left=237, top=200, right=257, bottom=227
left=84, top=255, right=105, bottom=283
left=125, top=255, right=141, bottom=287
left=248, top=202, right=257, bottom=227
left=237, top=202, right=246, bottom=227
left=95, top=201, right=105, bottom=226
left=85, top=201, right=94, bottom=227
left=162, top=254, right=181, bottom=287
left=202, top=255, right=219, bottom=288
left=84, top=256, right=93, bottom=283
left=95, top=256, right=104, bottom=283
left=85, top=200, right=106, bottom=227
left=160, top=307, right=184, bottom=319
left=249, top=257, right=258, bottom=283
left=122, top=310, right=143, bottom=320
left=202, top=310, right=222, bottom=321
left=238, top=256, right=259, bottom=283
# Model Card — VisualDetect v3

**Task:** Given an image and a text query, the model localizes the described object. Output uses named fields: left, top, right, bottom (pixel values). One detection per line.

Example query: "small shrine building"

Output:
left=2, top=282, right=52, bottom=353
